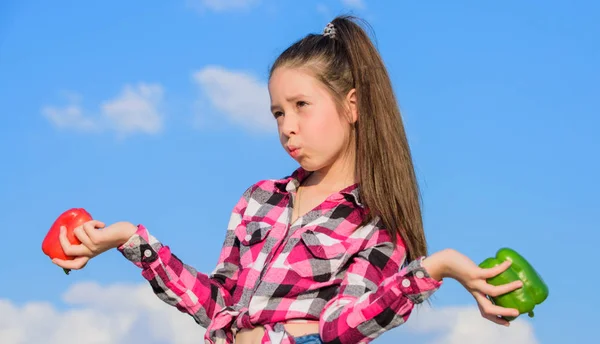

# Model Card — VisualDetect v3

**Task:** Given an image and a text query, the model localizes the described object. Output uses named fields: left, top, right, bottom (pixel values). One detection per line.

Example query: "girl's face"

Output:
left=268, top=67, right=356, bottom=173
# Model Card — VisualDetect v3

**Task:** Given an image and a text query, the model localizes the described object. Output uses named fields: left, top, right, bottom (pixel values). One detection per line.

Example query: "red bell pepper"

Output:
left=42, top=208, right=93, bottom=275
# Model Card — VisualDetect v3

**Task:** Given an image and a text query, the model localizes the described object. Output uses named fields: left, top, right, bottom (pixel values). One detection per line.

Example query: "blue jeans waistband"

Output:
left=293, top=334, right=323, bottom=344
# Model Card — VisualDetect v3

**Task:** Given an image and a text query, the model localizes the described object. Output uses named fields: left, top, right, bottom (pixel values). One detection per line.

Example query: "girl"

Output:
left=53, top=16, right=523, bottom=344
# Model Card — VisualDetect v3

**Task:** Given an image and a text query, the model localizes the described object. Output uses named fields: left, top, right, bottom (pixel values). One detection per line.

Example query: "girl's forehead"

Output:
left=269, top=68, right=322, bottom=95
left=271, top=67, right=313, bottom=83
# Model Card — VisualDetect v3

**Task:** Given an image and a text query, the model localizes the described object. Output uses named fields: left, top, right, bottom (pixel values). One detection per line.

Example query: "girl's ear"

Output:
left=346, top=88, right=358, bottom=124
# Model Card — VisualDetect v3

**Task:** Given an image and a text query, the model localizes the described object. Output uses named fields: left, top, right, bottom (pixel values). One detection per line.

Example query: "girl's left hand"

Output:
left=51, top=220, right=138, bottom=271
left=441, top=249, right=523, bottom=326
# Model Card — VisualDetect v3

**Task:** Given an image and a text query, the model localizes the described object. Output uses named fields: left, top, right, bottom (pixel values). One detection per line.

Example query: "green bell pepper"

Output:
left=479, top=248, right=549, bottom=321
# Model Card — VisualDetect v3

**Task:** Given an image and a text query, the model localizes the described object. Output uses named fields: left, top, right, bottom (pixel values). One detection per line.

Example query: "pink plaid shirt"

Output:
left=118, top=167, right=442, bottom=343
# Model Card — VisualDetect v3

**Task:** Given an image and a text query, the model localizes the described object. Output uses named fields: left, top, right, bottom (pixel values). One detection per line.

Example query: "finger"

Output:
left=483, top=280, right=524, bottom=297
left=59, top=226, right=93, bottom=257
left=58, top=225, right=71, bottom=250
left=84, top=220, right=105, bottom=230
left=484, top=313, right=511, bottom=327
left=52, top=256, right=89, bottom=270
left=81, top=220, right=106, bottom=244
left=479, top=260, right=512, bottom=279
left=473, top=291, right=520, bottom=319
left=73, top=225, right=94, bottom=249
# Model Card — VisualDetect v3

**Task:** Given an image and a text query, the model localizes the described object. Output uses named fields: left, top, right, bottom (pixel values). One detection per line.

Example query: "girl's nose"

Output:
left=281, top=113, right=298, bottom=136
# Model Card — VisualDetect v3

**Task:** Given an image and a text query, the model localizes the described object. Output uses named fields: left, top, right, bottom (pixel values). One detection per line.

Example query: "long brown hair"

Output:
left=269, top=16, right=427, bottom=262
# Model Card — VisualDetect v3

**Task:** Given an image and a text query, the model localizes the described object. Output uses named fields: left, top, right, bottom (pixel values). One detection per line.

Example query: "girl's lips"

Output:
left=289, top=148, right=300, bottom=158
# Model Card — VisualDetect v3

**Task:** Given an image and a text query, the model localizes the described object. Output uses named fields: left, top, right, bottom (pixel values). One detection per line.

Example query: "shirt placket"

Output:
left=254, top=190, right=300, bottom=287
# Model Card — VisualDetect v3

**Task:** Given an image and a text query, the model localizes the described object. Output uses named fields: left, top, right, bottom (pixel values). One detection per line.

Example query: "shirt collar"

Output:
left=274, top=166, right=364, bottom=208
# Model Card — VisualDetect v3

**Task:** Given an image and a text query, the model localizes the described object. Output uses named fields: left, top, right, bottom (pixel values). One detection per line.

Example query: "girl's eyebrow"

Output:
left=270, top=94, right=310, bottom=112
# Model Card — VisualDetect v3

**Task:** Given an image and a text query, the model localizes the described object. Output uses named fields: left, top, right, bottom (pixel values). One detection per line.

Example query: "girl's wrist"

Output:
left=118, top=221, right=139, bottom=246
left=421, top=249, right=453, bottom=281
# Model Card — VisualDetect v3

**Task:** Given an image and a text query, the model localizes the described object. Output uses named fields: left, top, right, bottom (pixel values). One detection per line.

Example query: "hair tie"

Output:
left=323, top=22, right=336, bottom=38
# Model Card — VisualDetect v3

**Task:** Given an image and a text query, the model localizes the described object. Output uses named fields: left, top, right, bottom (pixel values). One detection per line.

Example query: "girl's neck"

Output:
left=303, top=154, right=357, bottom=194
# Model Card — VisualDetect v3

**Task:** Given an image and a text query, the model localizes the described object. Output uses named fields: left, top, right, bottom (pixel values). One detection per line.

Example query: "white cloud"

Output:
left=43, top=83, right=165, bottom=137
left=187, top=0, right=260, bottom=12
left=0, top=282, right=205, bottom=344
left=192, top=65, right=274, bottom=133
left=0, top=282, right=539, bottom=344
left=101, top=83, right=164, bottom=136
left=42, top=103, right=99, bottom=132
left=341, top=0, right=366, bottom=9
left=404, top=305, right=539, bottom=344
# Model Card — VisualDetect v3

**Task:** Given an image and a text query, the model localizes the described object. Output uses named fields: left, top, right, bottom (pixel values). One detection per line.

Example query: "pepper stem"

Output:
left=63, top=268, right=71, bottom=275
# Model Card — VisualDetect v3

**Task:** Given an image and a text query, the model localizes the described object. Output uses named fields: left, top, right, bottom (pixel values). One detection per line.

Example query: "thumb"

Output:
left=480, top=259, right=512, bottom=279
left=86, top=220, right=106, bottom=229
left=81, top=220, right=105, bottom=239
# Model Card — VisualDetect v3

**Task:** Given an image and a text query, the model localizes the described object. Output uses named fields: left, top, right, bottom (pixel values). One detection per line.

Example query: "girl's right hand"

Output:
left=424, top=249, right=524, bottom=326
left=51, top=220, right=138, bottom=272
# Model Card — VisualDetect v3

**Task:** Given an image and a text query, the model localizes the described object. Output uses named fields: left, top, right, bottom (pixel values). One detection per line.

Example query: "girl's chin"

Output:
left=297, top=160, right=323, bottom=173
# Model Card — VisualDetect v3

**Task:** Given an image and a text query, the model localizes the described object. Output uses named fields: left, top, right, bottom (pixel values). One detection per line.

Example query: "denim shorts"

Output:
left=293, top=334, right=323, bottom=344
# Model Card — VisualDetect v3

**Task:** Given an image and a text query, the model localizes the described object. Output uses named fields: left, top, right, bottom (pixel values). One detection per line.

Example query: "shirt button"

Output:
left=416, top=271, right=425, bottom=279
left=402, top=279, right=411, bottom=288
left=245, top=234, right=252, bottom=241
left=144, top=249, right=152, bottom=258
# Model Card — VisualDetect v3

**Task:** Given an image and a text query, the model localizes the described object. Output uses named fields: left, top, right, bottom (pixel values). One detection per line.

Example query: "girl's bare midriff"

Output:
left=235, top=322, right=320, bottom=343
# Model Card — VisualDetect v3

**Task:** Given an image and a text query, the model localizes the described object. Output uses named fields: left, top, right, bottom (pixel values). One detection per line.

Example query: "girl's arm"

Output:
left=116, top=187, right=252, bottom=328
left=319, top=238, right=523, bottom=343
left=318, top=238, right=442, bottom=344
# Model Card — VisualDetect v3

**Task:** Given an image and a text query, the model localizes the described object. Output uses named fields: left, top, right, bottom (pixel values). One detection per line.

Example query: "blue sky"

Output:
left=0, top=0, right=598, bottom=343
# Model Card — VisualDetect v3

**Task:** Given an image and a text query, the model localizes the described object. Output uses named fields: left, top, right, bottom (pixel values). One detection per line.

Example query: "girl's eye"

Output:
left=273, top=111, right=284, bottom=118
left=297, top=101, right=308, bottom=107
